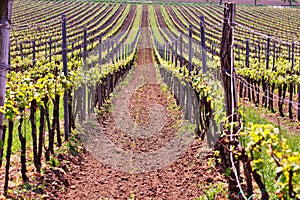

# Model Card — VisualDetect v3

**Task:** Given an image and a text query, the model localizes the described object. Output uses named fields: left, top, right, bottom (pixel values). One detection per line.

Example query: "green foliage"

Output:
left=243, top=106, right=300, bottom=152
left=236, top=57, right=300, bottom=87
left=0, top=55, right=81, bottom=121
left=49, top=156, right=60, bottom=167
left=195, top=182, right=227, bottom=200
left=242, top=123, right=300, bottom=199
left=129, top=191, right=136, bottom=200
left=95, top=99, right=112, bottom=118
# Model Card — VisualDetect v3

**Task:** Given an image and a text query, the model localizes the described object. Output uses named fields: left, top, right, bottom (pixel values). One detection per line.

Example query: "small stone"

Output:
left=70, top=185, right=77, bottom=189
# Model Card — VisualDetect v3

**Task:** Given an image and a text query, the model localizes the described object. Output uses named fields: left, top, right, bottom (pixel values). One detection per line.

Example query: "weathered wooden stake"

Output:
left=83, top=27, right=87, bottom=66
left=263, top=35, right=270, bottom=108
left=171, top=41, right=174, bottom=63
left=83, top=28, right=87, bottom=120
left=258, top=42, right=261, bottom=62
left=246, top=39, right=250, bottom=67
left=112, top=40, right=114, bottom=63
left=288, top=44, right=291, bottom=62
left=180, top=34, right=183, bottom=71
left=62, top=14, right=69, bottom=141
left=49, top=37, right=52, bottom=62
left=220, top=2, right=241, bottom=197
left=272, top=41, right=276, bottom=70
left=175, top=39, right=178, bottom=67
left=20, top=43, right=23, bottom=59
left=292, top=40, right=295, bottom=70
left=188, top=25, right=193, bottom=75
left=32, top=40, right=36, bottom=66
left=200, top=16, right=207, bottom=73
left=266, top=35, right=270, bottom=70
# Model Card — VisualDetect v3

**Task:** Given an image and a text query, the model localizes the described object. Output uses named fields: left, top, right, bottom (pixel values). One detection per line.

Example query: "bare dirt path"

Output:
left=50, top=5, right=226, bottom=200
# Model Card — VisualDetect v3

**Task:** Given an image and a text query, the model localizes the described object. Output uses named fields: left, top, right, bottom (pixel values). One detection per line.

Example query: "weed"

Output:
left=195, top=182, right=227, bottom=200
left=49, top=156, right=60, bottom=167
left=129, top=190, right=136, bottom=200
left=96, top=99, right=112, bottom=118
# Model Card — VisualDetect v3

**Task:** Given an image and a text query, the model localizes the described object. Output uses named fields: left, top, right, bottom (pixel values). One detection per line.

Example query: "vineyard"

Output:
left=0, top=0, right=300, bottom=199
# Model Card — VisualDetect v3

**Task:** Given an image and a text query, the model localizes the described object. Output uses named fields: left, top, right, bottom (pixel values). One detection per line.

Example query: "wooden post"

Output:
left=118, top=42, right=120, bottom=62
left=0, top=0, right=13, bottom=168
left=246, top=39, right=250, bottom=67
left=258, top=42, right=261, bottom=62
left=292, top=40, right=295, bottom=70
left=83, top=28, right=87, bottom=121
left=164, top=43, right=167, bottom=61
left=122, top=44, right=125, bottom=60
left=112, top=40, right=114, bottom=63
left=269, top=40, right=277, bottom=112
left=175, top=39, right=178, bottom=67
left=20, top=42, right=23, bottom=59
left=169, top=42, right=171, bottom=62
left=296, top=43, right=300, bottom=120
left=171, top=41, right=174, bottom=63
left=289, top=40, right=295, bottom=119
left=221, top=2, right=238, bottom=122
left=83, top=28, right=87, bottom=66
left=71, top=42, right=74, bottom=57
left=266, top=35, right=270, bottom=70
left=277, top=42, right=281, bottom=59
left=120, top=44, right=123, bottom=61
left=272, top=41, right=276, bottom=70
left=158, top=43, right=161, bottom=58
left=32, top=40, right=36, bottom=67
left=167, top=43, right=169, bottom=62
left=220, top=2, right=241, bottom=197
left=126, top=43, right=128, bottom=59
left=288, top=44, right=291, bottom=62
left=62, top=14, right=69, bottom=141
left=180, top=34, right=183, bottom=71
left=263, top=35, right=270, bottom=108
left=49, top=37, right=52, bottom=62
left=107, top=74, right=111, bottom=99
left=188, top=25, right=193, bottom=75
left=44, top=42, right=47, bottom=58
left=200, top=16, right=207, bottom=73
left=165, top=43, right=168, bottom=61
